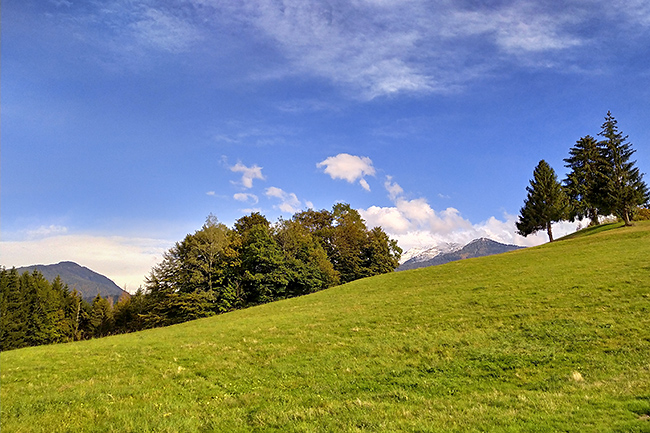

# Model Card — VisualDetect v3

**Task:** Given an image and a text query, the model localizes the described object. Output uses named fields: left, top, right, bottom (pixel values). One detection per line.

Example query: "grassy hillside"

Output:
left=2, top=222, right=649, bottom=432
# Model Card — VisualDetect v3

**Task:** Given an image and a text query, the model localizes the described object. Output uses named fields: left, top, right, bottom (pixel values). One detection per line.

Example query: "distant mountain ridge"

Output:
left=398, top=238, right=524, bottom=271
left=398, top=242, right=461, bottom=264
left=15, top=261, right=127, bottom=302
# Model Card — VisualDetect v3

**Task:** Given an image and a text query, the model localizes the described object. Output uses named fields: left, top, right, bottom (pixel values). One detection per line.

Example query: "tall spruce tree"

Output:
left=563, top=135, right=606, bottom=226
left=597, top=111, right=649, bottom=225
left=517, top=160, right=569, bottom=242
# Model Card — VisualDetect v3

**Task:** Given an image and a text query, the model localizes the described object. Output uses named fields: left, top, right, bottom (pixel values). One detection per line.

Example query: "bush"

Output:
left=634, top=207, right=650, bottom=221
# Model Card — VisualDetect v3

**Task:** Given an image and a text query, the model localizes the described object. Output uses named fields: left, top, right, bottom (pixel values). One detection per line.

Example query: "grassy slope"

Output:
left=2, top=222, right=649, bottom=433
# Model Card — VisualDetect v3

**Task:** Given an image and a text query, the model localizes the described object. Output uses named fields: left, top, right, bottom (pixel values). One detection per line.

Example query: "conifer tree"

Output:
left=563, top=135, right=606, bottom=226
left=597, top=111, right=649, bottom=225
left=89, top=294, right=114, bottom=338
left=517, top=160, right=569, bottom=242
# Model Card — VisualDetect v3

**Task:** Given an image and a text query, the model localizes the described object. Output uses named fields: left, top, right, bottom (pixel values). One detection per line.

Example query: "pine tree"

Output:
left=597, top=111, right=649, bottom=225
left=517, top=160, right=569, bottom=242
left=563, top=135, right=606, bottom=226
left=89, top=294, right=114, bottom=338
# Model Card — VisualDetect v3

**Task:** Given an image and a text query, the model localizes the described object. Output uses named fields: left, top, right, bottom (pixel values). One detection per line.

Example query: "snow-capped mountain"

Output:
left=398, top=242, right=461, bottom=264
left=398, top=238, right=524, bottom=271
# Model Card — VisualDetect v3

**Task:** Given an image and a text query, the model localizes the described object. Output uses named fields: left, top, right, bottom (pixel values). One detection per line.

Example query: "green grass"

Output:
left=2, top=222, right=650, bottom=432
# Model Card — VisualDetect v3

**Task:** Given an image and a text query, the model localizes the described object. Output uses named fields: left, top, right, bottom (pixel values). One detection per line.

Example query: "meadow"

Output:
left=1, top=222, right=649, bottom=432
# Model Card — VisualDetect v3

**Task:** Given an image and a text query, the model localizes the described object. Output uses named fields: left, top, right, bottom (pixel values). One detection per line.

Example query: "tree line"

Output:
left=517, top=112, right=650, bottom=241
left=0, top=269, right=120, bottom=351
left=0, top=203, right=401, bottom=351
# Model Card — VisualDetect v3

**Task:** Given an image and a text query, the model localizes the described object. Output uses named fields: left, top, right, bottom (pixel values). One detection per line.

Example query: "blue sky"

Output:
left=2, top=0, right=649, bottom=290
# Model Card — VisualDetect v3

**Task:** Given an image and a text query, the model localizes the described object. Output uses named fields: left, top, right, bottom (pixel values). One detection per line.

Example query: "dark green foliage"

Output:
left=0, top=268, right=92, bottom=351
left=275, top=219, right=339, bottom=296
left=517, top=160, right=569, bottom=242
left=140, top=291, right=215, bottom=328
left=364, top=227, right=402, bottom=276
left=113, top=289, right=146, bottom=333
left=597, top=111, right=649, bottom=225
left=529, top=112, right=648, bottom=237
left=89, top=294, right=114, bottom=338
left=293, top=203, right=401, bottom=284
left=236, top=216, right=289, bottom=304
left=563, top=135, right=607, bottom=225
left=145, top=215, right=240, bottom=317
left=141, top=206, right=400, bottom=329
left=0, top=268, right=26, bottom=350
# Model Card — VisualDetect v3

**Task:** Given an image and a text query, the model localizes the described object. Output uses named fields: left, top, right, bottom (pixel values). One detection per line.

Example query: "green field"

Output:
left=2, top=222, right=650, bottom=432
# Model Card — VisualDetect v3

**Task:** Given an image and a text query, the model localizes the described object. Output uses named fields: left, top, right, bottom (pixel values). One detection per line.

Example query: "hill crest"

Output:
left=15, top=261, right=127, bottom=302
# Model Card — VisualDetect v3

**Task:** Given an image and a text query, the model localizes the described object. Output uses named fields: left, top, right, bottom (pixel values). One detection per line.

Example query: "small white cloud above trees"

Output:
left=265, top=187, right=302, bottom=213
left=317, top=153, right=376, bottom=191
left=230, top=162, right=265, bottom=189
left=234, top=193, right=259, bottom=204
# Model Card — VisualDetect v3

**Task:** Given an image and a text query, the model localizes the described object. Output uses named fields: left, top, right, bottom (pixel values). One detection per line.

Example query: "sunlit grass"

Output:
left=2, top=222, right=650, bottom=432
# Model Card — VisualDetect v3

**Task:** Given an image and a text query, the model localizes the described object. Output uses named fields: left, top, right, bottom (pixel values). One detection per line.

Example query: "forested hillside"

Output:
left=0, top=203, right=401, bottom=350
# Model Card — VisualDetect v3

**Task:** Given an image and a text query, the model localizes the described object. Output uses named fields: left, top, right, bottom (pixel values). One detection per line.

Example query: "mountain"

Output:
left=398, top=242, right=461, bottom=264
left=15, top=261, right=127, bottom=302
left=398, top=238, right=524, bottom=271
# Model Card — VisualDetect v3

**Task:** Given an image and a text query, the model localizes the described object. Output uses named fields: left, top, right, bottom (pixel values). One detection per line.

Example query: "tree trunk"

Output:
left=623, top=209, right=632, bottom=226
left=547, top=222, right=554, bottom=242
left=589, top=208, right=600, bottom=226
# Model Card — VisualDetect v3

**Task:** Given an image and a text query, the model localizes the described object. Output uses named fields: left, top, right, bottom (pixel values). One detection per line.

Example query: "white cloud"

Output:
left=358, top=172, right=583, bottom=253
left=265, top=187, right=302, bottom=213
left=361, top=203, right=581, bottom=253
left=384, top=176, right=404, bottom=200
left=233, top=192, right=259, bottom=204
left=230, top=162, right=265, bottom=188
left=317, top=153, right=376, bottom=191
left=0, top=234, right=173, bottom=292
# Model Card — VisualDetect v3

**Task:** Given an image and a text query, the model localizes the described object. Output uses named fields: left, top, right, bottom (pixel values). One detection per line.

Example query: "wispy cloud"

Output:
left=26, top=225, right=69, bottom=239
left=129, top=7, right=204, bottom=53
left=238, top=0, right=599, bottom=98
left=317, top=153, right=376, bottom=191
left=265, top=187, right=302, bottom=214
left=43, top=0, right=649, bottom=97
